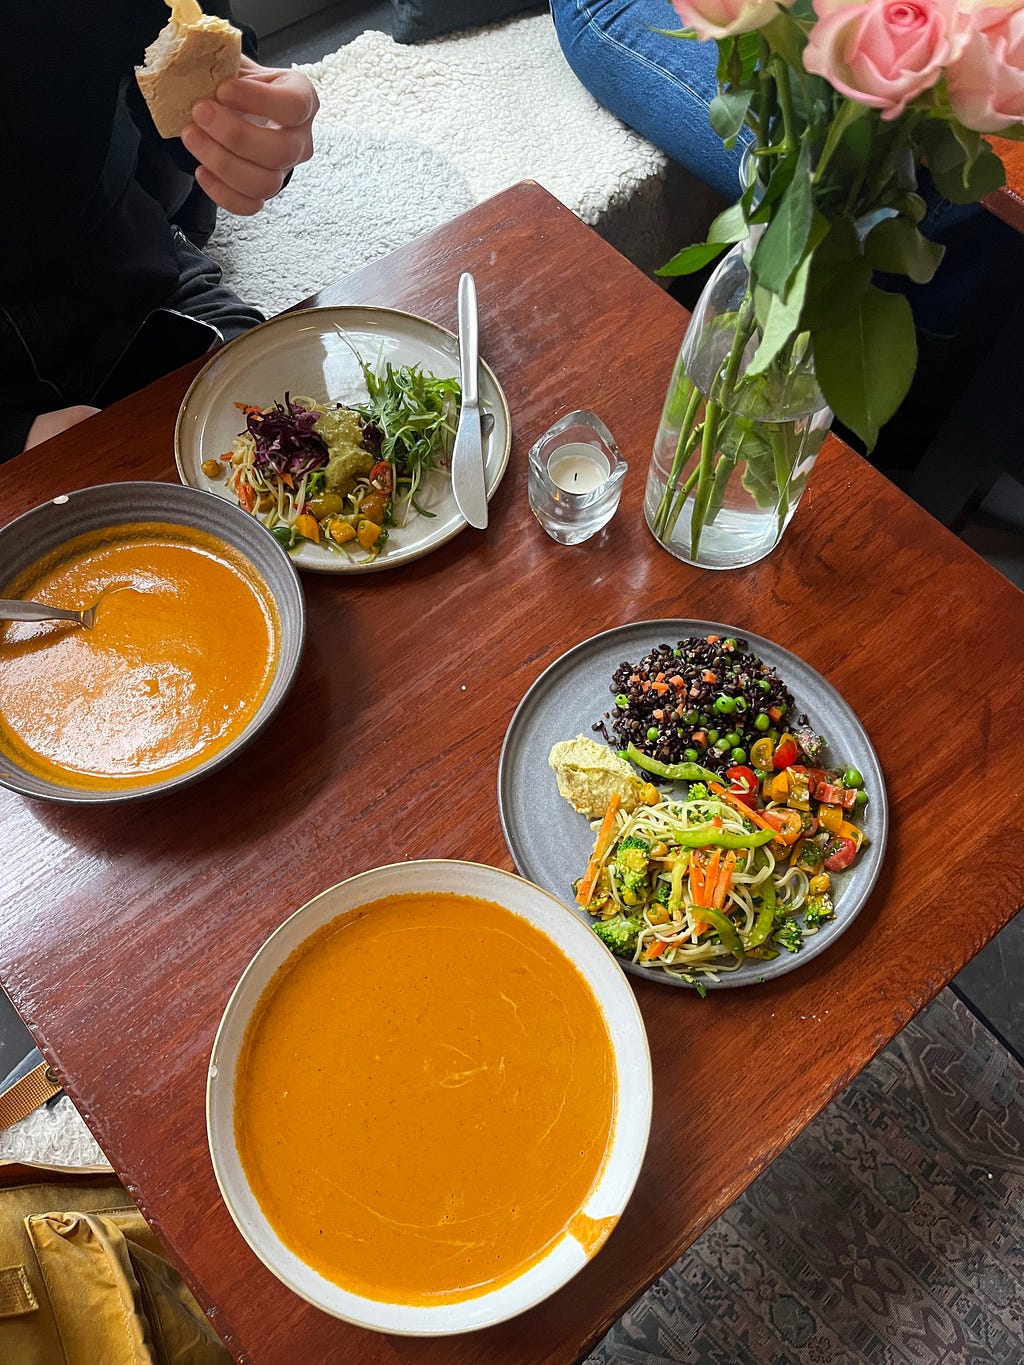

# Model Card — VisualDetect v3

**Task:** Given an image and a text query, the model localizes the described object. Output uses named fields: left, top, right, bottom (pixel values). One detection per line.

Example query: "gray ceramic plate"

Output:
left=497, top=620, right=888, bottom=989
left=174, top=305, right=512, bottom=574
left=0, top=483, right=305, bottom=804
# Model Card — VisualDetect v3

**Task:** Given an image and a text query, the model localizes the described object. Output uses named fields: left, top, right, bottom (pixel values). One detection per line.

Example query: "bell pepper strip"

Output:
left=669, top=823, right=776, bottom=850
left=624, top=744, right=718, bottom=784
left=818, top=804, right=844, bottom=834
left=576, top=793, right=621, bottom=907
left=710, top=850, right=737, bottom=909
left=747, top=876, right=777, bottom=947
left=699, top=905, right=743, bottom=958
left=703, top=847, right=722, bottom=905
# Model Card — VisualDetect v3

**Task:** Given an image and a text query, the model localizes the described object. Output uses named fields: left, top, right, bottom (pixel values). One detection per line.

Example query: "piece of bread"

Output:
left=136, top=4, right=242, bottom=139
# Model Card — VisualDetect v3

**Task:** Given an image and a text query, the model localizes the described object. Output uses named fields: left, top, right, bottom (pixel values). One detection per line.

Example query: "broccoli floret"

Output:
left=592, top=914, right=643, bottom=958
left=614, top=836, right=651, bottom=906
left=804, top=892, right=835, bottom=928
left=687, top=782, right=710, bottom=801
left=652, top=877, right=671, bottom=905
left=775, top=916, right=804, bottom=953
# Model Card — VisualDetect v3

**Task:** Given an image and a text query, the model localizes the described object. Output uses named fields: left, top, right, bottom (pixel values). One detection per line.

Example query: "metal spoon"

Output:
left=0, top=598, right=103, bottom=629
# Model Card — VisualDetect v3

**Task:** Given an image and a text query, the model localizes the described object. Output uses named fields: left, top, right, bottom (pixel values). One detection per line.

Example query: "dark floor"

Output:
left=2, top=0, right=1022, bottom=1081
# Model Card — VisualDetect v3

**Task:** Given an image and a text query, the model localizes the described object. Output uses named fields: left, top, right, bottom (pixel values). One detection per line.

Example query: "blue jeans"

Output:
left=550, top=0, right=1024, bottom=339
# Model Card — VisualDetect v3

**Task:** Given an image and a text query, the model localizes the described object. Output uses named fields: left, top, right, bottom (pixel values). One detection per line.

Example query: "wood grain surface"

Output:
left=988, top=136, right=1024, bottom=233
left=0, top=182, right=1022, bottom=1365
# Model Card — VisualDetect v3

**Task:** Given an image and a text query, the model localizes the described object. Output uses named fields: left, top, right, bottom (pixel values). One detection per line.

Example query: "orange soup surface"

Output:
left=234, top=892, right=618, bottom=1306
left=0, top=521, right=279, bottom=790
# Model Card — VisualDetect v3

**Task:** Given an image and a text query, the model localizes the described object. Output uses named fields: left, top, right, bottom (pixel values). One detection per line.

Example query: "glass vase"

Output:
left=644, top=235, right=833, bottom=570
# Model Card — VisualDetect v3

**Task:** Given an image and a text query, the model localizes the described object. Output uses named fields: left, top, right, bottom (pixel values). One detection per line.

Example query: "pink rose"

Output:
left=804, top=0, right=967, bottom=119
left=671, top=0, right=793, bottom=40
left=947, top=4, right=1024, bottom=132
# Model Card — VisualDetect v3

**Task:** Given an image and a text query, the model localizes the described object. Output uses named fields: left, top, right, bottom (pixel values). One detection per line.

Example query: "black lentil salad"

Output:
left=593, top=634, right=823, bottom=777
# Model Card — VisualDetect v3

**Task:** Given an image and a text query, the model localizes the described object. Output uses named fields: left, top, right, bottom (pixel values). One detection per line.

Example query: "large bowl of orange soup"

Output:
left=0, top=483, right=304, bottom=802
left=207, top=860, right=653, bottom=1335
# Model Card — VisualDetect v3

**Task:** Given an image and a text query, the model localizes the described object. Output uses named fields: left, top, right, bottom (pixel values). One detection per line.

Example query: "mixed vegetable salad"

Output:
left=568, top=634, right=871, bottom=988
left=200, top=348, right=461, bottom=563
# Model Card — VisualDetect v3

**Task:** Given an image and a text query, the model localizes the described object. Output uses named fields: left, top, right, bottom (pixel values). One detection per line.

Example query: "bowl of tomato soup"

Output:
left=207, top=860, right=652, bottom=1335
left=0, top=483, right=304, bottom=802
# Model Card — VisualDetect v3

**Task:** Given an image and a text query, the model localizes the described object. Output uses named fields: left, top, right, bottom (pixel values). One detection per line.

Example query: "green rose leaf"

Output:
left=746, top=253, right=812, bottom=376
left=710, top=90, right=754, bottom=147
left=800, top=216, right=871, bottom=330
left=708, top=202, right=749, bottom=246
left=863, top=216, right=945, bottom=284
left=657, top=241, right=729, bottom=277
left=916, top=119, right=1006, bottom=203
left=812, top=285, right=917, bottom=450
left=752, top=144, right=813, bottom=296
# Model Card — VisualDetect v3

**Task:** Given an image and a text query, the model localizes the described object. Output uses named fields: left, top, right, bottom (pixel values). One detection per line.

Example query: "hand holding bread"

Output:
left=137, top=2, right=318, bottom=217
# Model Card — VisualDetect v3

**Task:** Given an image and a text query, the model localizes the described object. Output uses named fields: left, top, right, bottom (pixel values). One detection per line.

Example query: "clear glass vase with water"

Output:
left=645, top=235, right=832, bottom=571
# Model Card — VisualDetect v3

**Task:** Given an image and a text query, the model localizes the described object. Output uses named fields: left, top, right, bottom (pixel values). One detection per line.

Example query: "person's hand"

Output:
left=180, top=57, right=319, bottom=216
left=24, top=406, right=100, bottom=451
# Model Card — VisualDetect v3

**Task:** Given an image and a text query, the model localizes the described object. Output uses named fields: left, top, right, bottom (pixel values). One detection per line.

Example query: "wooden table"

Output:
left=1, top=182, right=1022, bottom=1365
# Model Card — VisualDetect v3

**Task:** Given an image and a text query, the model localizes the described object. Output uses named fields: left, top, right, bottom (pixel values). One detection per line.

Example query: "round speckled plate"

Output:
left=497, top=620, right=888, bottom=989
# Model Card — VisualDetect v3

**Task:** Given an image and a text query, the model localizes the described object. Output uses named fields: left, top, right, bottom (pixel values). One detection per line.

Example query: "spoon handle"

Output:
left=0, top=599, right=86, bottom=625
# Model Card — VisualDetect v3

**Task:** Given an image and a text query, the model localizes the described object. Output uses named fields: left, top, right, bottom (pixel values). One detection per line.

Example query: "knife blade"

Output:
left=450, top=272, right=488, bottom=530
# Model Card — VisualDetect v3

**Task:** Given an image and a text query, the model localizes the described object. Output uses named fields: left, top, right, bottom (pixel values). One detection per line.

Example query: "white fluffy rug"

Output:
left=209, top=13, right=703, bottom=317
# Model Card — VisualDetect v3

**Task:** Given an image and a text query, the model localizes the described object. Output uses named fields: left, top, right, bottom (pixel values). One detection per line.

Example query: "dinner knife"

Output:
left=450, top=272, right=488, bottom=530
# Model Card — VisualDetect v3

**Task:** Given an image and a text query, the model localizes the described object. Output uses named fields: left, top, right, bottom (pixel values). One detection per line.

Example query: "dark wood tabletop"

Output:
left=1, top=181, right=1022, bottom=1365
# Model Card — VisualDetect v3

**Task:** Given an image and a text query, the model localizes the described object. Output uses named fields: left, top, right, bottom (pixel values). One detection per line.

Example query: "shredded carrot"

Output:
left=669, top=675, right=685, bottom=688
left=652, top=681, right=670, bottom=696
left=768, top=705, right=784, bottom=721
left=706, top=634, right=720, bottom=643
left=576, top=793, right=621, bottom=907
left=237, top=482, right=256, bottom=514
left=710, top=781, right=778, bottom=834
left=689, top=857, right=706, bottom=907
left=711, top=851, right=737, bottom=909
left=652, top=708, right=665, bottom=721
left=704, top=848, right=722, bottom=905
left=701, top=670, right=718, bottom=684
left=644, top=939, right=669, bottom=960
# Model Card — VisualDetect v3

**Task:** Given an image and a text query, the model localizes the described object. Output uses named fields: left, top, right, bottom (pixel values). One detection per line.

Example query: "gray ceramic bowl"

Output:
left=0, top=482, right=305, bottom=804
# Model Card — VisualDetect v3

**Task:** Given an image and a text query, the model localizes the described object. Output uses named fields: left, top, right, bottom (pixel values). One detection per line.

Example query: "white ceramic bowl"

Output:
left=0, top=482, right=305, bottom=804
left=207, top=860, right=652, bottom=1336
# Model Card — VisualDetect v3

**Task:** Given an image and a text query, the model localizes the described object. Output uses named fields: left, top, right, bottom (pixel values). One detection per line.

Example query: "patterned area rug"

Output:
left=588, top=988, right=1024, bottom=1365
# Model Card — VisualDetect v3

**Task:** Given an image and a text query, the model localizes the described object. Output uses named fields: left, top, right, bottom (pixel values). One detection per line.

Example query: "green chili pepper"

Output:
left=624, top=743, right=718, bottom=784
left=698, top=906, right=743, bottom=957
left=669, top=825, right=776, bottom=849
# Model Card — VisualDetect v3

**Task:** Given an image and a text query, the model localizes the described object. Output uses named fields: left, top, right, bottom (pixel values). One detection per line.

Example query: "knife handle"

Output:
left=457, top=272, right=479, bottom=407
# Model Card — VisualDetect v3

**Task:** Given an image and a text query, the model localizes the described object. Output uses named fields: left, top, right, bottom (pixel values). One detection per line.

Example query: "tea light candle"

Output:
left=547, top=443, right=611, bottom=494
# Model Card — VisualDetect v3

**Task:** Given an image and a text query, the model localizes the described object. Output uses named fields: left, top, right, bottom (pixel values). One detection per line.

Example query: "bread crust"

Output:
left=136, top=24, right=242, bottom=139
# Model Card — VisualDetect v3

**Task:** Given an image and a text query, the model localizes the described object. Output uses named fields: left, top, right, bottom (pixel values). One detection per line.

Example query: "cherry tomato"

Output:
left=772, top=735, right=799, bottom=769
left=368, top=460, right=394, bottom=494
left=823, top=835, right=857, bottom=871
left=724, top=765, right=759, bottom=808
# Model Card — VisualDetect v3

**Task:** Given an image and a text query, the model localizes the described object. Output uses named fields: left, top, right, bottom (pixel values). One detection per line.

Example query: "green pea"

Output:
left=714, top=695, right=736, bottom=715
left=854, top=789, right=869, bottom=807
left=754, top=712, right=770, bottom=731
left=724, top=638, right=738, bottom=649
left=753, top=767, right=769, bottom=781
left=724, top=731, right=741, bottom=748
left=706, top=729, right=720, bottom=744
left=730, top=747, right=747, bottom=764
left=684, top=710, right=699, bottom=725
left=843, top=767, right=864, bottom=789
left=733, top=695, right=748, bottom=713
left=684, top=748, right=700, bottom=762
left=646, top=726, right=660, bottom=741
left=714, top=739, right=731, bottom=754
left=757, top=679, right=772, bottom=692
left=615, top=693, right=629, bottom=708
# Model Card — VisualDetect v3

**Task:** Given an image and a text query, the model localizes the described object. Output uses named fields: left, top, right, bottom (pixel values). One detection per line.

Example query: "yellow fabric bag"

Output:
left=0, top=1179, right=230, bottom=1365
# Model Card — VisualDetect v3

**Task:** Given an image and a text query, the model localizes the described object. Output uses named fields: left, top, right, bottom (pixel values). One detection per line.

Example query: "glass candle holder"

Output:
left=527, top=411, right=627, bottom=546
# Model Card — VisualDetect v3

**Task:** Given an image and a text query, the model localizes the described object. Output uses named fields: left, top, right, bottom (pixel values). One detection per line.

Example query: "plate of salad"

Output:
left=497, top=621, right=888, bottom=991
left=174, top=305, right=511, bottom=573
